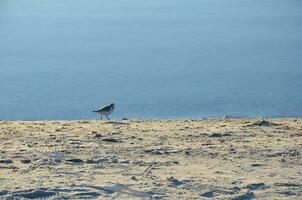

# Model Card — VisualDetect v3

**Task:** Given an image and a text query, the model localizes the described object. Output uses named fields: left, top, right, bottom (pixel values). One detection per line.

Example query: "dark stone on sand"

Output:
left=167, top=177, right=184, bottom=187
left=200, top=191, right=214, bottom=197
left=0, top=190, right=8, bottom=196
left=66, top=158, right=84, bottom=163
left=120, top=159, right=130, bottom=164
left=0, top=159, right=13, bottom=164
left=18, top=189, right=56, bottom=199
left=274, top=182, right=302, bottom=187
left=251, top=163, right=265, bottom=167
left=231, top=186, right=242, bottom=192
left=86, top=159, right=99, bottom=164
left=248, top=120, right=279, bottom=127
left=21, top=159, right=31, bottom=164
left=102, top=138, right=121, bottom=143
left=12, top=166, right=20, bottom=172
left=94, top=133, right=103, bottom=138
left=247, top=183, right=268, bottom=190
left=164, top=160, right=180, bottom=165
left=209, top=133, right=231, bottom=138
left=232, top=191, right=255, bottom=200
left=278, top=191, right=296, bottom=196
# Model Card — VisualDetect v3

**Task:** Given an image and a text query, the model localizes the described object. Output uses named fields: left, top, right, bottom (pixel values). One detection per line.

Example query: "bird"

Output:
left=93, top=103, right=115, bottom=120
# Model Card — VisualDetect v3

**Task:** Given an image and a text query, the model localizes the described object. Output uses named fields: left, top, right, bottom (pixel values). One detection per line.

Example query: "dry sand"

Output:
left=0, top=119, right=301, bottom=199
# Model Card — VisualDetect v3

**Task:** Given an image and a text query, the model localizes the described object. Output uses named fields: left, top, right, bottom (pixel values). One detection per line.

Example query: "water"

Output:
left=1, top=0, right=302, bottom=120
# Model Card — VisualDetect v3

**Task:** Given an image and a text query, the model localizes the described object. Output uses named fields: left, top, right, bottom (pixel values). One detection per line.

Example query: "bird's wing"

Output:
left=96, top=105, right=111, bottom=112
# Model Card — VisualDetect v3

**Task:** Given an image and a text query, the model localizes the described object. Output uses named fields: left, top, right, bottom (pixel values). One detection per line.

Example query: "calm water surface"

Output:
left=1, top=0, right=302, bottom=120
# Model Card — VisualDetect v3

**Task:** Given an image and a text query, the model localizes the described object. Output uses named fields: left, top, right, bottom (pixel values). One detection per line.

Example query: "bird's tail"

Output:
left=92, top=110, right=98, bottom=112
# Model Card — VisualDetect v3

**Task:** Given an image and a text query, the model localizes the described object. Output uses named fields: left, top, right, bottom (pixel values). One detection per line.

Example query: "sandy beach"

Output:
left=0, top=119, right=301, bottom=199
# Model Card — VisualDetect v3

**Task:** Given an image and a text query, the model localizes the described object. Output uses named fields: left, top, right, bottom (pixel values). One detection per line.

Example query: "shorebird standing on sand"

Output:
left=93, top=103, right=115, bottom=120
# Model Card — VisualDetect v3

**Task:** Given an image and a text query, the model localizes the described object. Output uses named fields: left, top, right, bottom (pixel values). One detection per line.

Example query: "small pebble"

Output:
left=66, top=158, right=84, bottom=163
left=120, top=160, right=130, bottom=164
left=102, top=138, right=121, bottom=143
left=94, top=133, right=102, bottom=138
left=20, top=159, right=31, bottom=164
left=0, top=159, right=13, bottom=164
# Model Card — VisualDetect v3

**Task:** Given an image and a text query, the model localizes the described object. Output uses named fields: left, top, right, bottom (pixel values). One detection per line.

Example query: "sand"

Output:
left=0, top=119, right=301, bottom=199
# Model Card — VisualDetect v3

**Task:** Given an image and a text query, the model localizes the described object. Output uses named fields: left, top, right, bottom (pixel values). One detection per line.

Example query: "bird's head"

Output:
left=110, top=103, right=115, bottom=109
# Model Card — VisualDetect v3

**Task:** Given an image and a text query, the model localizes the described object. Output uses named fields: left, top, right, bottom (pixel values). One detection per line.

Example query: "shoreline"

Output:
left=1, top=117, right=301, bottom=122
left=1, top=119, right=301, bottom=199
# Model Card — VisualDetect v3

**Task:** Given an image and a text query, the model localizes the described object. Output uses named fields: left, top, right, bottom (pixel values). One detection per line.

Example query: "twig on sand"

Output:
left=144, top=163, right=155, bottom=176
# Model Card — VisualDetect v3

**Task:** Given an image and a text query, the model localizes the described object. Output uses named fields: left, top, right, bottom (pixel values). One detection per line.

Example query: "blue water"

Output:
left=1, top=0, right=302, bottom=120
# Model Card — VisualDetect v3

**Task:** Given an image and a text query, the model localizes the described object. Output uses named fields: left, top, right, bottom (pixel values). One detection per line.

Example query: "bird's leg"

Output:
left=106, top=115, right=109, bottom=120
left=100, top=114, right=102, bottom=120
